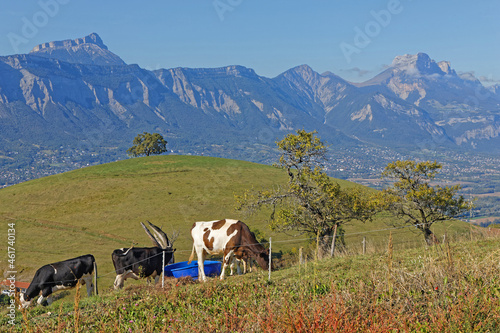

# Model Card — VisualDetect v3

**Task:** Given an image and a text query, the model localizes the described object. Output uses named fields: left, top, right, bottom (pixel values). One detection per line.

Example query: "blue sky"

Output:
left=1, top=0, right=499, bottom=84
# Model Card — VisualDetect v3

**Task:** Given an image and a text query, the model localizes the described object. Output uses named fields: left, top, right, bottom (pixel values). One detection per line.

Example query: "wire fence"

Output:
left=8, top=220, right=495, bottom=288
left=9, top=222, right=500, bottom=327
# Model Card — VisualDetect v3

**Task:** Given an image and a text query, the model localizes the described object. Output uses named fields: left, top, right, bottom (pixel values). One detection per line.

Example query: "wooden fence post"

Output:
left=330, top=224, right=338, bottom=257
left=362, top=236, right=366, bottom=255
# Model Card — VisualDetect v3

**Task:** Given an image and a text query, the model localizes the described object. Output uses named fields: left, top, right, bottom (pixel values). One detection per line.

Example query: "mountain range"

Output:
left=0, top=33, right=499, bottom=184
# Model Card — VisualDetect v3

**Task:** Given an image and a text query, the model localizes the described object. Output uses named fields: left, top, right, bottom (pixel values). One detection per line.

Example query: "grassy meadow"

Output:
left=0, top=155, right=477, bottom=287
left=3, top=235, right=500, bottom=332
left=1, top=154, right=495, bottom=332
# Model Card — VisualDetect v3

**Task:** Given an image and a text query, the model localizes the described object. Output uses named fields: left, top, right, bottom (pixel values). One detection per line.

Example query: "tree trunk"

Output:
left=315, top=228, right=320, bottom=260
left=423, top=227, right=439, bottom=245
left=330, top=224, right=338, bottom=257
left=419, top=210, right=439, bottom=246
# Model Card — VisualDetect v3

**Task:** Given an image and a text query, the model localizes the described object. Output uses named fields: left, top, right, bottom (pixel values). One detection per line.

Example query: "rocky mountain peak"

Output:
left=31, top=32, right=107, bottom=52
left=437, top=61, right=456, bottom=75
left=283, top=64, right=319, bottom=81
left=391, top=52, right=447, bottom=76
left=286, top=64, right=318, bottom=78
left=29, top=33, right=126, bottom=66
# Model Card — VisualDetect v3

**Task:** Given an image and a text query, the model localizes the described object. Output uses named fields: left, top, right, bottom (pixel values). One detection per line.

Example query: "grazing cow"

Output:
left=188, top=219, right=270, bottom=282
left=112, top=221, right=175, bottom=289
left=19, top=254, right=97, bottom=308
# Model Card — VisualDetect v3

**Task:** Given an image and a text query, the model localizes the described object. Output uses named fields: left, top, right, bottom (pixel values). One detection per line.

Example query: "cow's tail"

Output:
left=187, top=244, right=195, bottom=264
left=93, top=261, right=98, bottom=295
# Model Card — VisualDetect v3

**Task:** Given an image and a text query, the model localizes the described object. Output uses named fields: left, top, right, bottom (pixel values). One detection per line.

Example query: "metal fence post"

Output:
left=162, top=251, right=165, bottom=289
left=268, top=237, right=272, bottom=281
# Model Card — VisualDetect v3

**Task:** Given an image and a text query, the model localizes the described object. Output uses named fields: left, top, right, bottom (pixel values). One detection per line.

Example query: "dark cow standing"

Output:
left=112, top=221, right=175, bottom=289
left=188, top=219, right=270, bottom=281
left=19, top=254, right=97, bottom=308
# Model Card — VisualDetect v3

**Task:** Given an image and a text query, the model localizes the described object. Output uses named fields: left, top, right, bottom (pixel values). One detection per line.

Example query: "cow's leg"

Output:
left=196, top=247, right=207, bottom=282
left=146, top=269, right=159, bottom=285
left=229, top=257, right=235, bottom=276
left=38, top=287, right=52, bottom=306
left=220, top=250, right=234, bottom=280
left=82, top=276, right=94, bottom=296
left=242, top=258, right=247, bottom=274
left=229, top=257, right=242, bottom=276
left=151, top=271, right=160, bottom=285
left=237, top=259, right=242, bottom=275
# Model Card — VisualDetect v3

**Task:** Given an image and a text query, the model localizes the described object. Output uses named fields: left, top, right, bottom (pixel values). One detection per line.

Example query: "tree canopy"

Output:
left=127, top=132, right=167, bottom=157
left=236, top=130, right=377, bottom=257
left=381, top=160, right=471, bottom=245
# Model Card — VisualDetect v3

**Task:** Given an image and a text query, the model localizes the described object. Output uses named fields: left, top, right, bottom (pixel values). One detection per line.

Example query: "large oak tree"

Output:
left=236, top=130, right=377, bottom=257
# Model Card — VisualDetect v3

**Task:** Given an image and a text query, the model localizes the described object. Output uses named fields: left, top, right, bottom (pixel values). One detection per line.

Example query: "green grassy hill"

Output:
left=0, top=155, right=473, bottom=289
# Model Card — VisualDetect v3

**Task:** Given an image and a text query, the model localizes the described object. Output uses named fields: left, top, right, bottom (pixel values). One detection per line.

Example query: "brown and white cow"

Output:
left=188, top=219, right=269, bottom=282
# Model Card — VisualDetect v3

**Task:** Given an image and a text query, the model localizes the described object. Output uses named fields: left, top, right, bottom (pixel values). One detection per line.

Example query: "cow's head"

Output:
left=255, top=248, right=271, bottom=271
left=164, top=248, right=177, bottom=265
left=19, top=293, right=32, bottom=309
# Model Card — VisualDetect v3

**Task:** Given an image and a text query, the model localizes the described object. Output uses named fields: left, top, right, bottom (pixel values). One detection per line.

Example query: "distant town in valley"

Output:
left=1, top=143, right=499, bottom=224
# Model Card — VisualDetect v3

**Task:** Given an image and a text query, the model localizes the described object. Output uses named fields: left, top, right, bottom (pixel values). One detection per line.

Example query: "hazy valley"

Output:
left=0, top=33, right=499, bottom=220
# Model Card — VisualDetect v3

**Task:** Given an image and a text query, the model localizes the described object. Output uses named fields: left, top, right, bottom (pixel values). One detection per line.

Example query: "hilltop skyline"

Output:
left=1, top=1, right=499, bottom=85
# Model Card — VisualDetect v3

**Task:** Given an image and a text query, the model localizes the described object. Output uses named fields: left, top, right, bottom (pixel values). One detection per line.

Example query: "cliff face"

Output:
left=0, top=35, right=499, bottom=169
left=356, top=53, right=500, bottom=148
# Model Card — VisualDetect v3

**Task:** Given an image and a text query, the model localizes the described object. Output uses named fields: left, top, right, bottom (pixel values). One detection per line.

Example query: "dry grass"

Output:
left=2, top=234, right=499, bottom=332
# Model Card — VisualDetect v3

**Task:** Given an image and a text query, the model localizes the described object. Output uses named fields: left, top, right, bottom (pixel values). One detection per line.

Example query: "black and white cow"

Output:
left=112, top=221, right=175, bottom=289
left=188, top=219, right=270, bottom=282
left=19, top=254, right=97, bottom=308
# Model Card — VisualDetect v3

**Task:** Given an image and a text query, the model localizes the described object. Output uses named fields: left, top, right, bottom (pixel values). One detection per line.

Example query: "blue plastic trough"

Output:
left=164, top=260, right=221, bottom=280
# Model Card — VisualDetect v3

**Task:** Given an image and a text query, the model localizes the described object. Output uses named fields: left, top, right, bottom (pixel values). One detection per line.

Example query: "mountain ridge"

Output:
left=0, top=33, right=499, bottom=185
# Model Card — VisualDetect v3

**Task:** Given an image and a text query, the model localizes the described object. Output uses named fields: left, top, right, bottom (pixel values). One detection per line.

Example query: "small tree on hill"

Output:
left=381, top=160, right=471, bottom=245
left=236, top=130, right=377, bottom=258
left=127, top=132, right=167, bottom=157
